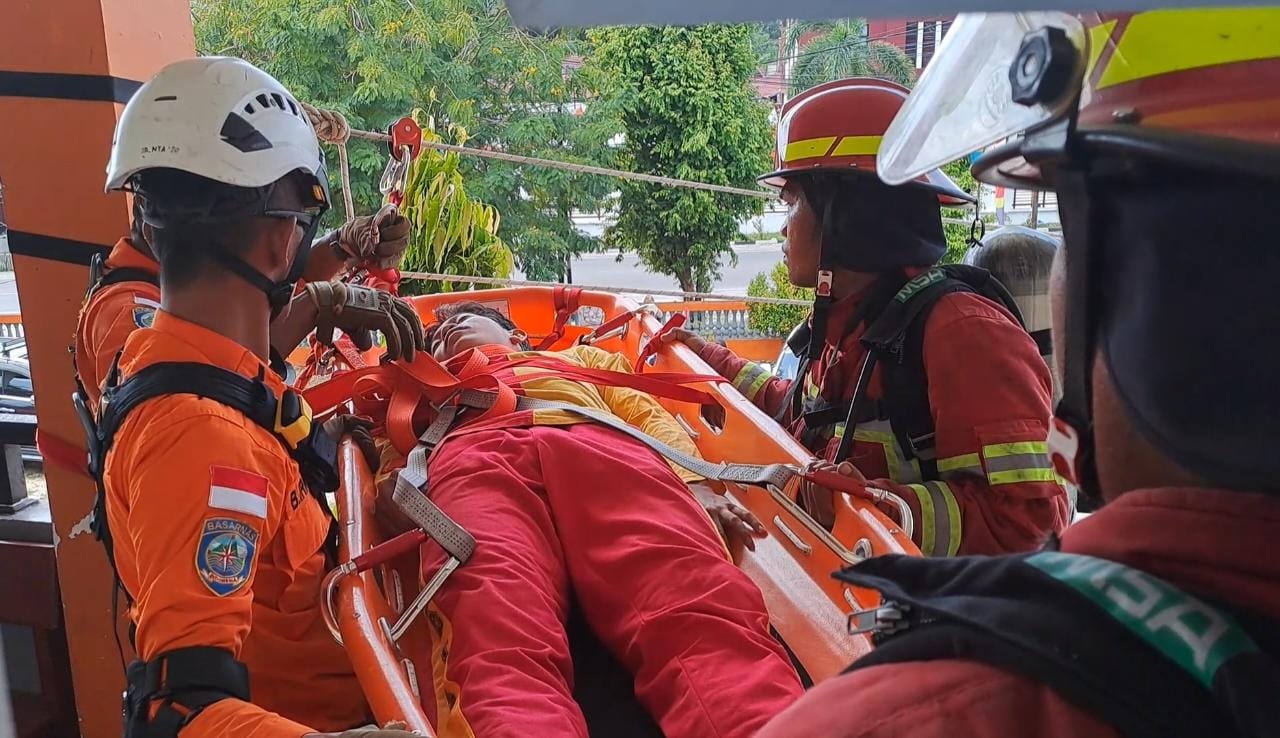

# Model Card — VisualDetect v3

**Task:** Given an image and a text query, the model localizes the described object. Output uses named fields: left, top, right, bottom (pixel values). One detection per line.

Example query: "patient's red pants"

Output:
left=417, top=422, right=803, bottom=738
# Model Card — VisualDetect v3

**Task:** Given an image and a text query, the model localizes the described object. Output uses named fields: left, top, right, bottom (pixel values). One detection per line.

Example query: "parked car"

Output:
left=0, top=337, right=41, bottom=462
left=773, top=345, right=801, bottom=381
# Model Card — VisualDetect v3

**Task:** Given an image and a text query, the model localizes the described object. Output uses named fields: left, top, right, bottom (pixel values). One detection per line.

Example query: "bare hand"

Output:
left=659, top=326, right=707, bottom=353
left=690, top=482, right=766, bottom=551
left=336, top=205, right=412, bottom=269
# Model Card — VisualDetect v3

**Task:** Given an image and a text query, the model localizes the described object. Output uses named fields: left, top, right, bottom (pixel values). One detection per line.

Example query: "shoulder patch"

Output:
left=132, top=305, right=156, bottom=329
left=196, top=517, right=260, bottom=597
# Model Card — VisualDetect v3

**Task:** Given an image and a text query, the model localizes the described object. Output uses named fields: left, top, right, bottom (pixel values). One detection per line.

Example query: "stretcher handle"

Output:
left=352, top=529, right=429, bottom=573
left=802, top=468, right=915, bottom=541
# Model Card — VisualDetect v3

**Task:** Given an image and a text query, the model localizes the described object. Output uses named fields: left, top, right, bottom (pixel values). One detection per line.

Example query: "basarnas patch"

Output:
left=196, top=517, right=260, bottom=596
left=132, top=306, right=156, bottom=329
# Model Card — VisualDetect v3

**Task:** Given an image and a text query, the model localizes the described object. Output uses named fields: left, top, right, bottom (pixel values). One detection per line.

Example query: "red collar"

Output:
left=1061, top=487, right=1280, bottom=618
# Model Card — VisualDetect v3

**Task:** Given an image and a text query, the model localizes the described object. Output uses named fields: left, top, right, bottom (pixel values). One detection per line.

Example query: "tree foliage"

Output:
left=746, top=263, right=813, bottom=336
left=193, top=0, right=614, bottom=282
left=940, top=158, right=980, bottom=264
left=397, top=122, right=512, bottom=295
left=786, top=19, right=916, bottom=95
left=589, top=25, right=773, bottom=292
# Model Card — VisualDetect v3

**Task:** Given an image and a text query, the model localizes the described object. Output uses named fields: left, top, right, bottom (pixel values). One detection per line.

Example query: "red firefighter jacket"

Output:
left=753, top=487, right=1280, bottom=738
left=697, top=286, right=1068, bottom=555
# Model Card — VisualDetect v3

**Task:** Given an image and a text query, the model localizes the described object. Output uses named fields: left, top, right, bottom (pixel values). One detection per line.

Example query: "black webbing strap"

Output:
left=840, top=553, right=1280, bottom=738
left=124, top=646, right=250, bottom=738
left=95, top=363, right=341, bottom=563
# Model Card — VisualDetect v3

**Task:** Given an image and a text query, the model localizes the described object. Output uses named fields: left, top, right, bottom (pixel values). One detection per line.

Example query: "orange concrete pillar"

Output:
left=0, top=2, right=193, bottom=735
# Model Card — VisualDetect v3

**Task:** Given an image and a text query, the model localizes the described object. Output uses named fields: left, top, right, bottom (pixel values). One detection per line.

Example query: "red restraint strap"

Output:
left=533, top=286, right=583, bottom=351
left=634, top=313, right=687, bottom=373
left=36, top=429, right=91, bottom=478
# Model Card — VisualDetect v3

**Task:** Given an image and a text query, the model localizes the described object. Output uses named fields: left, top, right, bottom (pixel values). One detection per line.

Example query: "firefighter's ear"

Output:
left=510, top=329, right=528, bottom=346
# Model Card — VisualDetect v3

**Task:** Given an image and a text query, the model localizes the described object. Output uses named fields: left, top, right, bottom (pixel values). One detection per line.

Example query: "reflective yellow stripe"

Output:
left=830, top=135, right=883, bottom=157
left=744, top=370, right=771, bottom=401
left=907, top=483, right=937, bottom=557
left=731, top=362, right=772, bottom=401
left=938, top=452, right=981, bottom=473
left=1098, top=9, right=1280, bottom=90
left=906, top=481, right=962, bottom=557
left=982, top=441, right=1049, bottom=458
left=1085, top=19, right=1118, bottom=79
left=988, top=468, right=1061, bottom=485
left=784, top=136, right=837, bottom=163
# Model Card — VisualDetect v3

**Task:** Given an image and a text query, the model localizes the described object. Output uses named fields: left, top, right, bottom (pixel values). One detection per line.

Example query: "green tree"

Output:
left=746, top=263, right=813, bottom=336
left=786, top=19, right=916, bottom=95
left=397, top=123, right=513, bottom=295
left=940, top=158, right=980, bottom=264
left=193, top=0, right=614, bottom=282
left=589, top=25, right=773, bottom=293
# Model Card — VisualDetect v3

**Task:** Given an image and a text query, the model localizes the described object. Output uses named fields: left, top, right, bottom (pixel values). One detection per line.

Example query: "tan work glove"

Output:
left=336, top=204, right=412, bottom=269
left=306, top=281, right=426, bottom=362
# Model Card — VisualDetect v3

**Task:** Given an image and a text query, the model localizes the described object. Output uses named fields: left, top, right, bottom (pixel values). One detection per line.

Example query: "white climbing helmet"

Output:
left=106, top=56, right=322, bottom=192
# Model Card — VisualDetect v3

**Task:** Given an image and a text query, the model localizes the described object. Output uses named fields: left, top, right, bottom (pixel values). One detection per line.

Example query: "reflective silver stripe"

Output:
left=937, top=452, right=983, bottom=478
left=984, top=452, right=1053, bottom=475
left=905, top=481, right=962, bottom=557
left=730, top=362, right=773, bottom=402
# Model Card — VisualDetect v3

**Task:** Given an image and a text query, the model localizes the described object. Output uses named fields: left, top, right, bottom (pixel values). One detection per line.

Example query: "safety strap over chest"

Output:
left=90, top=362, right=343, bottom=584
left=839, top=552, right=1280, bottom=738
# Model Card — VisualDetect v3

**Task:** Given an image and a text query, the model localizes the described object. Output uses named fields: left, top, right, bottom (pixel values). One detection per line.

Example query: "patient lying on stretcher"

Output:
left=376, top=301, right=766, bottom=549
left=369, top=301, right=803, bottom=738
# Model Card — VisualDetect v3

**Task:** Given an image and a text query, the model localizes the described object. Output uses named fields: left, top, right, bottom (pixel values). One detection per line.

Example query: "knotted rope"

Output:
left=303, top=102, right=356, bottom=221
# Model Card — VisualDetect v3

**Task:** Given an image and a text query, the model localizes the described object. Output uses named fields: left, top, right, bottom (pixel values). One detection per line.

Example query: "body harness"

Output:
left=841, top=551, right=1280, bottom=738
left=778, top=264, right=1026, bottom=477
left=74, top=353, right=342, bottom=737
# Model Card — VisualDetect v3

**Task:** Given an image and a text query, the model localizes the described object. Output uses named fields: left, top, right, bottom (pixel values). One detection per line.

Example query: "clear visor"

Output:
left=879, top=12, right=1086, bottom=186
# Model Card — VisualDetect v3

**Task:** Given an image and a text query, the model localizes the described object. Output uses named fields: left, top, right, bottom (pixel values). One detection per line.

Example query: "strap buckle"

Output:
left=273, top=389, right=313, bottom=451
left=847, top=602, right=912, bottom=636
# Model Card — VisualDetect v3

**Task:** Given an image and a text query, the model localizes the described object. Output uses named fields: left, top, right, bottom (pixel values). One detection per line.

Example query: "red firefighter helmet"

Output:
left=879, top=9, right=1280, bottom=189
left=760, top=77, right=974, bottom=205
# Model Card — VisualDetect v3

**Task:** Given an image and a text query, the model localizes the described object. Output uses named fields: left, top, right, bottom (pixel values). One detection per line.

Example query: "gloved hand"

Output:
left=336, top=204, right=411, bottom=269
left=306, top=281, right=426, bottom=362
left=322, top=415, right=380, bottom=473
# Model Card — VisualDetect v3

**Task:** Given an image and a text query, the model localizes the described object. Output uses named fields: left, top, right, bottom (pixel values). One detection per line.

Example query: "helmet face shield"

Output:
left=879, top=12, right=1086, bottom=187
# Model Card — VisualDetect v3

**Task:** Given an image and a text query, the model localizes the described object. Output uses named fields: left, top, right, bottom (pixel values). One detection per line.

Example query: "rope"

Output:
left=302, top=102, right=356, bottom=220
left=399, top=271, right=811, bottom=306
left=312, top=113, right=775, bottom=200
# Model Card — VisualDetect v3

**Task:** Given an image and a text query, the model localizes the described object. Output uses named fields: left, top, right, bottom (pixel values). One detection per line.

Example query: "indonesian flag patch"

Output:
left=208, top=466, right=269, bottom=520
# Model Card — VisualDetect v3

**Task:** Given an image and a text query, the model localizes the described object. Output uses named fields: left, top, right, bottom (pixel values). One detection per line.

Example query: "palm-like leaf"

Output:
left=784, top=18, right=915, bottom=95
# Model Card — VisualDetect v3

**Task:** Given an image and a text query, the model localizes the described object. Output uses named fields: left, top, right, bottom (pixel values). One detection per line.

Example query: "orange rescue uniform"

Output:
left=102, top=311, right=366, bottom=737
left=74, top=238, right=160, bottom=409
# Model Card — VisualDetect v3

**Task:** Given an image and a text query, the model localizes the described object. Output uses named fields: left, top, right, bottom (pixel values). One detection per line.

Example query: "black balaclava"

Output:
left=796, top=172, right=948, bottom=359
left=1091, top=158, right=1280, bottom=493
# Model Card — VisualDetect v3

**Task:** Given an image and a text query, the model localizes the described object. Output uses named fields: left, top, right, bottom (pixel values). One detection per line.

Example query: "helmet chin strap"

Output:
left=807, top=193, right=840, bottom=361
left=210, top=214, right=322, bottom=320
left=1047, top=163, right=1102, bottom=509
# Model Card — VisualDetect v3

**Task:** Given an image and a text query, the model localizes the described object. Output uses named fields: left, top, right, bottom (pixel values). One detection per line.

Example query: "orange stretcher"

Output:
left=320, top=286, right=920, bottom=732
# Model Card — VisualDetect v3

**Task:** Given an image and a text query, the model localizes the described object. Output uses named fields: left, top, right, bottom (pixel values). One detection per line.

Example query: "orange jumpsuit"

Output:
left=102, top=311, right=366, bottom=737
left=379, top=344, right=803, bottom=738
left=74, top=237, right=160, bottom=410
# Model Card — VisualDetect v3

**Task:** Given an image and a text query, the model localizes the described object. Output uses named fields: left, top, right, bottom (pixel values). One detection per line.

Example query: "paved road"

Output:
left=0, top=272, right=18, bottom=316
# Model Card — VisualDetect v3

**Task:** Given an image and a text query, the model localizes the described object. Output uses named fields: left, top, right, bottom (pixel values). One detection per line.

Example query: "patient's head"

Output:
left=428, top=302, right=531, bottom=360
